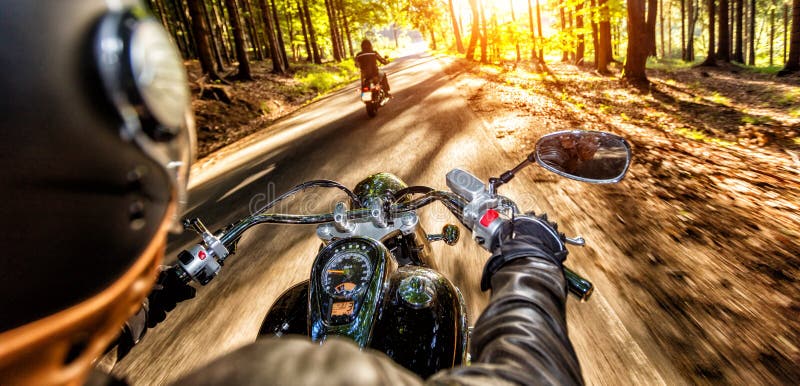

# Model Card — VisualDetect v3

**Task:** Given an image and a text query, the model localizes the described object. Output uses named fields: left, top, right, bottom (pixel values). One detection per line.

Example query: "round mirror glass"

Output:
left=534, top=130, right=631, bottom=183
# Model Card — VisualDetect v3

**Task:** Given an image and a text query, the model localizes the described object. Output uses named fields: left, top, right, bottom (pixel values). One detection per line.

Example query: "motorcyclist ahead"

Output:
left=0, top=2, right=583, bottom=385
left=355, top=39, right=392, bottom=98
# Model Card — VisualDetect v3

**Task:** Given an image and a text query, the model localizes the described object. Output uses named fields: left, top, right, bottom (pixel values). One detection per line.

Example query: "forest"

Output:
left=126, top=0, right=800, bottom=385
left=147, top=0, right=799, bottom=82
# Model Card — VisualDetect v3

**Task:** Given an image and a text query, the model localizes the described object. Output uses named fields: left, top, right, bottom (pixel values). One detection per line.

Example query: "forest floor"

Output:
left=187, top=60, right=358, bottom=159
left=189, top=56, right=800, bottom=384
left=440, top=58, right=800, bottom=385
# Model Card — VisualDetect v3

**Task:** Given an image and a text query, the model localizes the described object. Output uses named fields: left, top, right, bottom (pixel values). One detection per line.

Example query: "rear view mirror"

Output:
left=535, top=130, right=631, bottom=183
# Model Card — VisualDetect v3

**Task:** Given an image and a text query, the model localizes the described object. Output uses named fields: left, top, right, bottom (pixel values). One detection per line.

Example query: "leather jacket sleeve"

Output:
left=429, top=257, right=584, bottom=386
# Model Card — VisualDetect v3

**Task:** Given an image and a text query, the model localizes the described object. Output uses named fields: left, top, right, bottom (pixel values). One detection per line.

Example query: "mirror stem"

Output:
left=488, top=155, right=535, bottom=195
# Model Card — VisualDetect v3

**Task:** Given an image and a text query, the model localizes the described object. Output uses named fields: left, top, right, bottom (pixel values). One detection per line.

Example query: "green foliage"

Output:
left=293, top=61, right=359, bottom=94
left=675, top=128, right=735, bottom=147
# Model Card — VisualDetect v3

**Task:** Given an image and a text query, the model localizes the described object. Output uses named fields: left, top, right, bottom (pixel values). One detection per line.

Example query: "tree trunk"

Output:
left=769, top=7, right=775, bottom=66
left=718, top=0, right=730, bottom=60
left=598, top=0, right=612, bottom=72
left=778, top=0, right=799, bottom=74
left=785, top=2, right=790, bottom=63
left=560, top=0, right=569, bottom=61
left=733, top=0, right=744, bottom=61
left=466, top=0, right=480, bottom=60
left=258, top=0, right=285, bottom=72
left=748, top=0, right=756, bottom=64
left=271, top=0, right=290, bottom=68
left=201, top=0, right=226, bottom=71
left=624, top=0, right=650, bottom=85
left=337, top=0, right=352, bottom=58
left=660, top=0, right=666, bottom=57
left=590, top=0, right=600, bottom=64
left=241, top=0, right=264, bottom=60
left=511, top=0, right=521, bottom=62
left=681, top=0, right=686, bottom=58
left=576, top=3, right=585, bottom=63
left=480, top=0, right=488, bottom=63
left=686, top=0, right=697, bottom=60
left=536, top=0, right=545, bottom=59
left=224, top=0, right=253, bottom=79
left=301, top=0, right=321, bottom=63
left=324, top=0, right=342, bottom=61
left=647, top=0, right=658, bottom=56
left=211, top=0, right=232, bottom=65
left=700, top=0, right=717, bottom=65
left=296, top=1, right=311, bottom=61
left=527, top=0, right=540, bottom=61
left=449, top=0, right=465, bottom=53
left=668, top=0, right=673, bottom=55
left=187, top=0, right=221, bottom=78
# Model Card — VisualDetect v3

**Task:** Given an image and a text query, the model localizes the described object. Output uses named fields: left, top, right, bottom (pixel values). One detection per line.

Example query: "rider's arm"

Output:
left=376, top=52, right=389, bottom=65
left=428, top=219, right=584, bottom=386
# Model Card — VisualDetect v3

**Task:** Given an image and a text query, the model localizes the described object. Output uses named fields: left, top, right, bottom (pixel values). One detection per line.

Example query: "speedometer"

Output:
left=322, top=248, right=372, bottom=298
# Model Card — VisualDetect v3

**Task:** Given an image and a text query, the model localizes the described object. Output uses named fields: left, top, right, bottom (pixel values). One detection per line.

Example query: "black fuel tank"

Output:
left=369, top=266, right=468, bottom=378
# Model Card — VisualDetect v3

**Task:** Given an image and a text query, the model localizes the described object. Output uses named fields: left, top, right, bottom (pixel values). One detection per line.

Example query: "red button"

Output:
left=480, top=209, right=499, bottom=227
left=198, top=250, right=207, bottom=260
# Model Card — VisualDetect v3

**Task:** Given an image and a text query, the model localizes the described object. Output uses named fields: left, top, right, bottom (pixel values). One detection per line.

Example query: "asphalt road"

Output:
left=114, top=51, right=688, bottom=385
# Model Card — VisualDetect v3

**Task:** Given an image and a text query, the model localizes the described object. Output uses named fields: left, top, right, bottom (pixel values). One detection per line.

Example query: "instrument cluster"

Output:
left=313, top=238, right=382, bottom=325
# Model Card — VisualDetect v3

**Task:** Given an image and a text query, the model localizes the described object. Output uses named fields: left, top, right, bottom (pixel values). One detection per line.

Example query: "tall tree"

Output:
left=527, top=0, right=540, bottom=61
left=681, top=0, right=686, bottom=58
left=324, top=0, right=343, bottom=61
left=337, top=0, right=353, bottom=58
left=271, top=0, right=290, bottom=67
left=536, top=0, right=545, bottom=59
left=786, top=1, right=790, bottom=63
left=700, top=0, right=717, bottom=65
left=258, top=0, right=286, bottom=72
left=624, top=0, right=650, bottom=85
left=719, top=0, right=731, bottom=60
left=466, top=0, right=481, bottom=60
left=734, top=0, right=744, bottom=61
left=778, top=0, right=799, bottom=74
left=647, top=0, right=659, bottom=56
left=748, top=0, right=756, bottom=64
left=224, top=0, right=253, bottom=79
left=770, top=4, right=776, bottom=66
left=598, top=0, right=613, bottom=72
left=591, top=0, right=601, bottom=64
left=685, top=0, right=697, bottom=60
left=449, top=0, right=465, bottom=53
left=242, top=0, right=265, bottom=60
left=576, top=3, right=585, bottom=63
left=201, top=0, right=225, bottom=71
left=480, top=0, right=488, bottom=63
left=302, top=0, right=322, bottom=63
left=187, top=0, right=221, bottom=79
left=660, top=0, right=666, bottom=57
left=296, top=1, right=311, bottom=60
left=560, top=0, right=569, bottom=61
left=511, top=0, right=521, bottom=62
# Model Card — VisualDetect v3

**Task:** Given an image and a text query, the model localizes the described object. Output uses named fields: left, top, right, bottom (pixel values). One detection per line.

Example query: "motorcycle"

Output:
left=360, top=74, right=390, bottom=118
left=172, top=130, right=631, bottom=377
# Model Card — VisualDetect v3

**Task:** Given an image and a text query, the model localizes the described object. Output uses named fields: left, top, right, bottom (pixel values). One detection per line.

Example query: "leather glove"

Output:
left=146, top=265, right=196, bottom=328
left=480, top=213, right=568, bottom=291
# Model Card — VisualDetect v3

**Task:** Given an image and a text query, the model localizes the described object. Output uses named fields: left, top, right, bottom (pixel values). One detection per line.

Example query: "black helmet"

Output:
left=0, top=1, right=194, bottom=383
left=361, top=39, right=373, bottom=52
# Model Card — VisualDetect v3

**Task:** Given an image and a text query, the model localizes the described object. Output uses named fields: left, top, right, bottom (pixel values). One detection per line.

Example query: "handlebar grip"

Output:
left=564, top=267, right=593, bottom=301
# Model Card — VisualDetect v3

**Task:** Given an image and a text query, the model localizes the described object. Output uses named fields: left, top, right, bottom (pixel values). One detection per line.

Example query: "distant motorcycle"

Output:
left=360, top=74, right=390, bottom=117
left=171, top=130, right=632, bottom=377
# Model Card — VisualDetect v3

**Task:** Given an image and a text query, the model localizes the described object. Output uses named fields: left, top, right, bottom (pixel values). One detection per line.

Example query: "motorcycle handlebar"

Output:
left=182, top=188, right=592, bottom=301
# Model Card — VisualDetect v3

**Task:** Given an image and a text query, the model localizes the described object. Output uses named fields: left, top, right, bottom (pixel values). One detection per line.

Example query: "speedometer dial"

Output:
left=322, top=250, right=372, bottom=298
